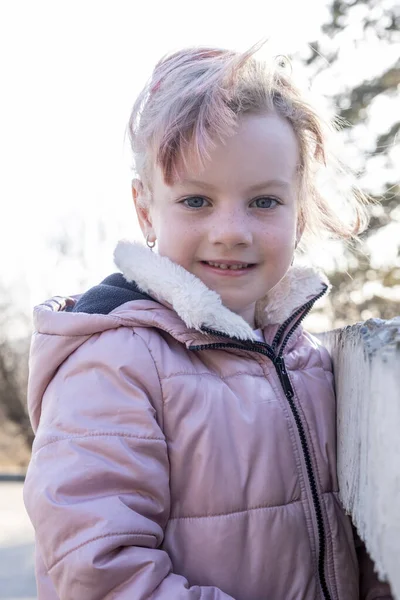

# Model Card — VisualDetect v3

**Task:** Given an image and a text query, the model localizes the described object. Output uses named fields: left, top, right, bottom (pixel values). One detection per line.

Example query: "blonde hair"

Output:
left=128, top=44, right=370, bottom=249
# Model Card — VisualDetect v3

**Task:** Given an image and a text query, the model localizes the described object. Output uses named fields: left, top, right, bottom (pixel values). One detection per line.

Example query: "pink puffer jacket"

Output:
left=24, top=242, right=392, bottom=600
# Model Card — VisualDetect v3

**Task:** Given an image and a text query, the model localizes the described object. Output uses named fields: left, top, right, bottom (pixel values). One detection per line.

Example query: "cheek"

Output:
left=262, top=220, right=296, bottom=251
left=156, top=220, right=198, bottom=266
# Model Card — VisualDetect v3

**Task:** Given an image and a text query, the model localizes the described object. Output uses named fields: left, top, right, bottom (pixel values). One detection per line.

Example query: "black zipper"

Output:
left=200, top=285, right=327, bottom=358
left=272, top=286, right=328, bottom=356
left=274, top=355, right=331, bottom=600
left=190, top=286, right=332, bottom=600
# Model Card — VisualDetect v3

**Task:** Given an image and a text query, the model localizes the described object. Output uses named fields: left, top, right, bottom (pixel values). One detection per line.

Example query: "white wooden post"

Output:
left=319, top=317, right=400, bottom=599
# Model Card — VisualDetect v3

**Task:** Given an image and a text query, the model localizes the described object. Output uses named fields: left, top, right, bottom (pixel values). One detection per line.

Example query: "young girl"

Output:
left=24, top=46, right=393, bottom=599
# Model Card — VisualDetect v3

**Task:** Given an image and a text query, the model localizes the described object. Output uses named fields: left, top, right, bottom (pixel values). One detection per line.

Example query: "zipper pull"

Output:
left=274, top=356, right=294, bottom=399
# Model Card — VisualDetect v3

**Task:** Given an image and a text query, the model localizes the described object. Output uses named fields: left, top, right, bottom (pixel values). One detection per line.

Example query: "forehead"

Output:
left=155, top=112, right=300, bottom=192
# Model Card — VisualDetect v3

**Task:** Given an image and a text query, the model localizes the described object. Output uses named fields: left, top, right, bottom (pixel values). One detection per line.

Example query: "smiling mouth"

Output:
left=201, top=261, right=256, bottom=271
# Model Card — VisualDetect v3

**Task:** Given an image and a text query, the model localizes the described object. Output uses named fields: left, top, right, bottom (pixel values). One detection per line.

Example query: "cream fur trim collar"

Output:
left=114, top=240, right=330, bottom=341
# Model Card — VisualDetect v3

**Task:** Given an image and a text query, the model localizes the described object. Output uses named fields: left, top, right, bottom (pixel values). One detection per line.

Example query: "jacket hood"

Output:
left=28, top=240, right=329, bottom=431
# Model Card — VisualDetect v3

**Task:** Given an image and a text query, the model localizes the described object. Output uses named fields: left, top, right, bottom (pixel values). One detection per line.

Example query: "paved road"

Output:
left=0, top=482, right=36, bottom=600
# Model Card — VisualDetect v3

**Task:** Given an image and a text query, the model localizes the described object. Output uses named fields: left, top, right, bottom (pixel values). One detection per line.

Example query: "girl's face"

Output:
left=135, top=112, right=301, bottom=328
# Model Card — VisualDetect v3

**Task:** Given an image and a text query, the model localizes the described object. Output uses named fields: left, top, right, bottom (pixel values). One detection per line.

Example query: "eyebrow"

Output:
left=177, top=178, right=291, bottom=192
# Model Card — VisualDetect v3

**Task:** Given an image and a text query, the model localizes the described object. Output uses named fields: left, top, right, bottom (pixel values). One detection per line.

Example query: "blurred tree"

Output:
left=300, top=0, right=400, bottom=328
left=0, top=288, right=33, bottom=469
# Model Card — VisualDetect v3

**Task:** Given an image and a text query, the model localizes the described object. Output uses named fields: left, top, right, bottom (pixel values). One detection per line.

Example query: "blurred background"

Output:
left=0, top=0, right=399, bottom=597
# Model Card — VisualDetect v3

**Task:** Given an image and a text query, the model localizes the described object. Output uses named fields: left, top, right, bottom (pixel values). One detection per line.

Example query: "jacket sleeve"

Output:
left=24, top=327, right=235, bottom=600
left=353, top=527, right=393, bottom=600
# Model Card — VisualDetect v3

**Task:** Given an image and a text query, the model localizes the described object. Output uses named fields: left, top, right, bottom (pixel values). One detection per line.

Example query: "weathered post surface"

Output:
left=319, top=317, right=400, bottom=599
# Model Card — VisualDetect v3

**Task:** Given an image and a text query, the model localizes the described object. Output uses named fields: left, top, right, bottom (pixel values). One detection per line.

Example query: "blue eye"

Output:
left=183, top=196, right=209, bottom=208
left=251, top=196, right=279, bottom=209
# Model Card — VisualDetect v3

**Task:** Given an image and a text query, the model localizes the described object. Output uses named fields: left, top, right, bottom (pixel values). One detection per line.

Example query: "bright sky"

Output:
left=0, top=0, right=398, bottom=319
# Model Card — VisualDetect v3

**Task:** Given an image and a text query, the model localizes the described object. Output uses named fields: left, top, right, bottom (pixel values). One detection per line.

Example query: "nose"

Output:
left=208, top=207, right=253, bottom=248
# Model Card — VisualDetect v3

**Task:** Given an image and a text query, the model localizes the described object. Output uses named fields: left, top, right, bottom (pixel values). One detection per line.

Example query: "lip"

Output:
left=202, top=259, right=254, bottom=266
left=199, top=260, right=257, bottom=277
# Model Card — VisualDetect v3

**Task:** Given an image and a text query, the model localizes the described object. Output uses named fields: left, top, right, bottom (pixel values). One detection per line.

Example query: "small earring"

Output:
left=146, top=234, right=156, bottom=250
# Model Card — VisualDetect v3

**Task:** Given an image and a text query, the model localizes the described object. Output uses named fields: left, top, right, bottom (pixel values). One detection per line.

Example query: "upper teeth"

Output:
left=208, top=262, right=249, bottom=270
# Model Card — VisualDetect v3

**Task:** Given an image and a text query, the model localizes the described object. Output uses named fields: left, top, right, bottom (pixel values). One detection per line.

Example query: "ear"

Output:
left=296, top=209, right=306, bottom=247
left=132, top=179, right=155, bottom=241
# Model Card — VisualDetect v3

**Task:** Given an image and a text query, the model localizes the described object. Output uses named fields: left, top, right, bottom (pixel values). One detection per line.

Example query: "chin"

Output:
left=221, top=297, right=254, bottom=314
